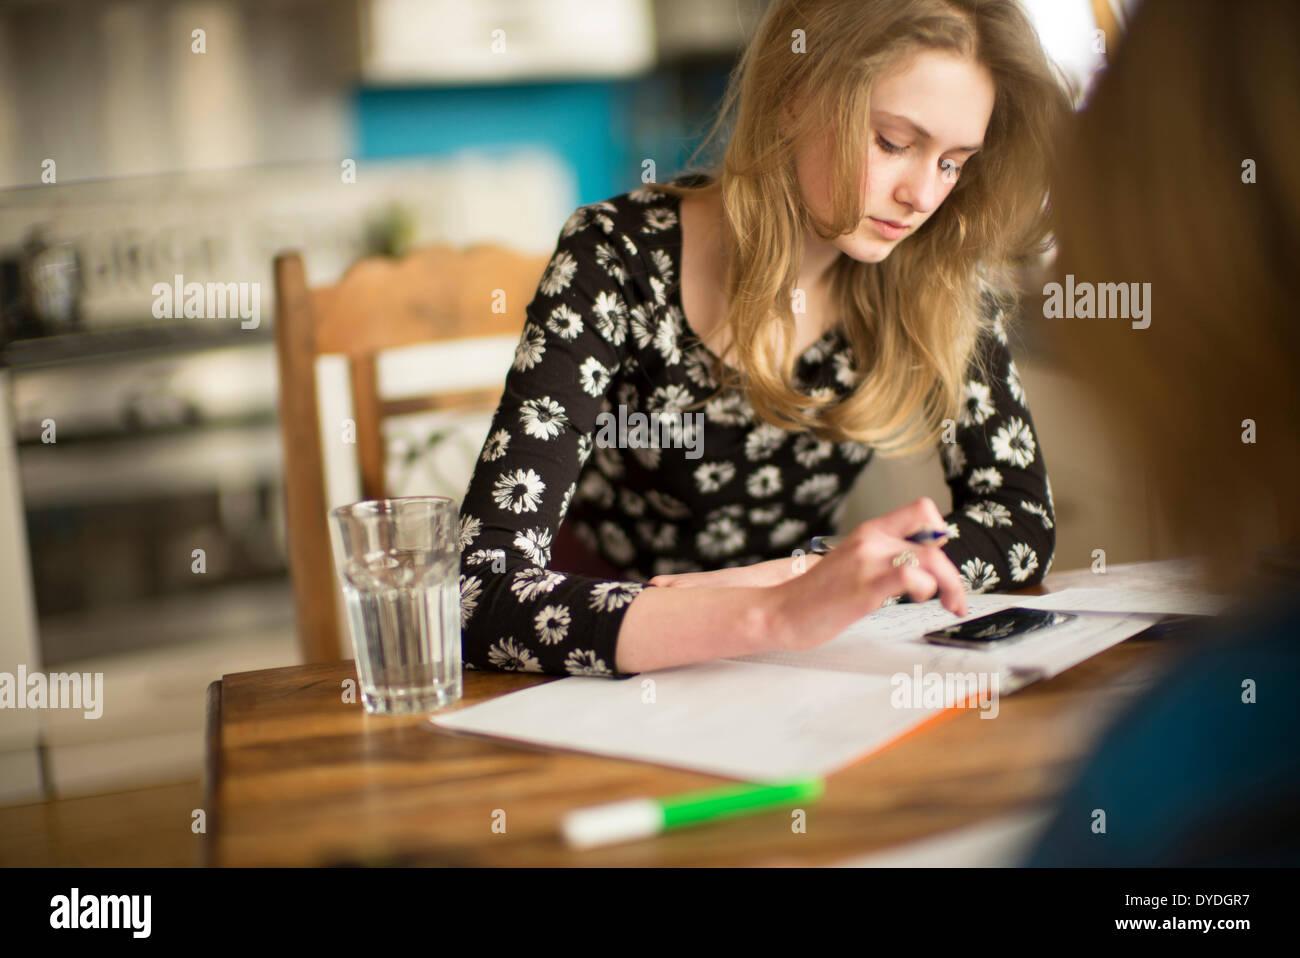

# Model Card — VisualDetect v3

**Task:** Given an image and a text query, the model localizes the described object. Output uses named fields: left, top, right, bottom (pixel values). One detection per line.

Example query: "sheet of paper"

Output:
left=727, top=593, right=1162, bottom=681
left=989, top=610, right=1163, bottom=680
left=431, top=586, right=1199, bottom=781
left=431, top=659, right=946, bottom=781
left=1015, top=587, right=1230, bottom=617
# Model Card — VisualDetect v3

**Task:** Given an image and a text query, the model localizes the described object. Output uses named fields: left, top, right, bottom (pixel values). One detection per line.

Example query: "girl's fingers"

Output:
left=897, top=564, right=940, bottom=604
left=865, top=496, right=949, bottom=540
left=906, top=543, right=968, bottom=616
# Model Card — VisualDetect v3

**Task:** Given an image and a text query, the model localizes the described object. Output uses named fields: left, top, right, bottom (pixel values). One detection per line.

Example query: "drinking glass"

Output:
left=330, top=496, right=462, bottom=714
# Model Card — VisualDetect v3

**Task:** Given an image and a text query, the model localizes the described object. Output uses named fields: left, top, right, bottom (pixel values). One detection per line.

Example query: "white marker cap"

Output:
left=561, top=798, right=665, bottom=849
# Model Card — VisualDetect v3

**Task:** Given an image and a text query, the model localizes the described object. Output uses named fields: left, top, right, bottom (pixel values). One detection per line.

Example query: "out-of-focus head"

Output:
left=1048, top=0, right=1300, bottom=593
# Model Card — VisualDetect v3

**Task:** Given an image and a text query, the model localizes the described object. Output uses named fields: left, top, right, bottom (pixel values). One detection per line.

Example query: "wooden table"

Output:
left=204, top=560, right=1199, bottom=866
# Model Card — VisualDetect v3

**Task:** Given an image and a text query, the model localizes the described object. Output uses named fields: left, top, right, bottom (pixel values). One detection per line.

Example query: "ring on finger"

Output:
left=892, top=549, right=919, bottom=568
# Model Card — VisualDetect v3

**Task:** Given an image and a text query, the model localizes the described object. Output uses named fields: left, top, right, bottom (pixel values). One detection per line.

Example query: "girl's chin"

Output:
left=836, top=233, right=897, bottom=263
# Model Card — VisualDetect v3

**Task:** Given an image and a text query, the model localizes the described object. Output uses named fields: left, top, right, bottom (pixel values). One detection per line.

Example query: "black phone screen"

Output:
left=923, top=607, right=1075, bottom=647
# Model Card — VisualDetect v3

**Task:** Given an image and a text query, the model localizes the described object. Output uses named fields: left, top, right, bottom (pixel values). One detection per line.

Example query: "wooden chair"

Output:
left=273, top=244, right=549, bottom=663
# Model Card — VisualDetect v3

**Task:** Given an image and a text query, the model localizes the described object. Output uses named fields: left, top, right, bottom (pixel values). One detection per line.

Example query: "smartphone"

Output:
left=923, top=607, right=1077, bottom=649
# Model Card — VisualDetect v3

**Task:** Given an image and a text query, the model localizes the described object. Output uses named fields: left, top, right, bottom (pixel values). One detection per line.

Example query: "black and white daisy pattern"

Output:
left=1007, top=542, right=1040, bottom=582
left=459, top=514, right=481, bottom=549
left=592, top=290, right=628, bottom=346
left=481, top=428, right=510, bottom=462
left=1007, top=358, right=1025, bottom=406
left=628, top=303, right=656, bottom=349
left=1020, top=499, right=1054, bottom=529
left=460, top=574, right=481, bottom=627
left=594, top=242, right=626, bottom=284
left=539, top=250, right=578, bottom=296
left=519, top=397, right=568, bottom=440
left=510, top=567, right=565, bottom=602
left=651, top=248, right=674, bottom=284
left=793, top=434, right=834, bottom=469
left=745, top=422, right=787, bottom=461
left=488, top=636, right=542, bottom=672
left=514, top=527, right=552, bottom=566
left=793, top=473, right=839, bottom=507
left=535, top=604, right=571, bottom=645
left=598, top=521, right=635, bottom=565
left=547, top=303, right=583, bottom=339
left=701, top=391, right=747, bottom=427
left=564, top=649, right=612, bottom=676
left=512, top=323, right=546, bottom=371
left=838, top=440, right=872, bottom=464
left=941, top=441, right=967, bottom=479
left=491, top=468, right=545, bottom=514
left=694, top=460, right=736, bottom=494
left=697, top=516, right=746, bottom=558
left=832, top=350, right=858, bottom=387
left=770, top=517, right=808, bottom=549
left=959, top=380, right=996, bottom=427
left=653, top=307, right=682, bottom=365
left=643, top=207, right=677, bottom=232
left=959, top=557, right=1001, bottom=593
left=991, top=416, right=1037, bottom=468
left=578, top=356, right=612, bottom=397
left=965, top=499, right=1013, bottom=528
left=747, top=465, right=783, bottom=498
left=590, top=581, right=643, bottom=612
left=457, top=175, right=1054, bottom=679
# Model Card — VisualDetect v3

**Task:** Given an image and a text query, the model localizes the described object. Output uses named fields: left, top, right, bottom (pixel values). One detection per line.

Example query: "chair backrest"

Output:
left=273, top=243, right=548, bottom=662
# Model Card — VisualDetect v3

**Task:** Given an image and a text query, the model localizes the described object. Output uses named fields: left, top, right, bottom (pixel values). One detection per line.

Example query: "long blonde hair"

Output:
left=646, top=0, right=1071, bottom=454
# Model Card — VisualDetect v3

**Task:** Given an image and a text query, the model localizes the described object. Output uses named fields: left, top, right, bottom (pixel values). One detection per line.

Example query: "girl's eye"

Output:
left=875, top=134, right=906, bottom=154
left=876, top=134, right=964, bottom=179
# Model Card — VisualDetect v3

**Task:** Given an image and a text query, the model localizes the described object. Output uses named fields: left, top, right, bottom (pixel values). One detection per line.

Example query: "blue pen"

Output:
left=808, top=528, right=948, bottom=554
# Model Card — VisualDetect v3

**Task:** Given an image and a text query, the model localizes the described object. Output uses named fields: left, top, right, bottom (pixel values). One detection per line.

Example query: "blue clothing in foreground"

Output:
left=1022, top=589, right=1300, bottom=866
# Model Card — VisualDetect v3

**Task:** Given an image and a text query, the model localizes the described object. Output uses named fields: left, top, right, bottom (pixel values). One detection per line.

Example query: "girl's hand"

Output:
left=647, top=554, right=822, bottom=590
left=761, top=497, right=970, bottom=653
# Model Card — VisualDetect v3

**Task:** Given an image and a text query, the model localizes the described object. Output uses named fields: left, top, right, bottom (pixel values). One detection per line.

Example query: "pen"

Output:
left=560, top=777, right=824, bottom=849
left=809, top=528, right=949, bottom=554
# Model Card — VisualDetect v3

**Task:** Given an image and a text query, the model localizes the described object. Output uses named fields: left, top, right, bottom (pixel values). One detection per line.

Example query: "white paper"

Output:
left=431, top=587, right=1202, bottom=781
left=1015, top=587, right=1230, bottom=618
left=728, top=593, right=1163, bottom=681
left=432, top=659, right=946, bottom=781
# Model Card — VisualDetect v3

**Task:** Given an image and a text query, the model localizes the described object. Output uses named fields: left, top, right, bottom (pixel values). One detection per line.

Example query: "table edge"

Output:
left=202, top=679, right=222, bottom=868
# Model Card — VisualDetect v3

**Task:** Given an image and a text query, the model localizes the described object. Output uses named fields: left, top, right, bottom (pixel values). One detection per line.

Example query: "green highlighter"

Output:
left=561, top=778, right=825, bottom=849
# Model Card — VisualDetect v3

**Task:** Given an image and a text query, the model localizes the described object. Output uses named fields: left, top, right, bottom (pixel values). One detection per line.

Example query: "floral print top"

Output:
left=457, top=176, right=1056, bottom=678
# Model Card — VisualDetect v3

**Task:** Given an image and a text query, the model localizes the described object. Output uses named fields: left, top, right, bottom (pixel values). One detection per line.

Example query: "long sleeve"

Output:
left=938, top=292, right=1056, bottom=592
left=457, top=203, right=646, bottom=678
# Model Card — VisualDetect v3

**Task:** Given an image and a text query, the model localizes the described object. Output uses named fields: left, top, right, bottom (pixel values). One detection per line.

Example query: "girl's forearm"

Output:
left=613, top=583, right=785, bottom=674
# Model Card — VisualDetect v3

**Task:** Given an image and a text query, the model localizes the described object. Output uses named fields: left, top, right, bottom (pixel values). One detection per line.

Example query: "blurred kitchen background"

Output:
left=0, top=0, right=1141, bottom=809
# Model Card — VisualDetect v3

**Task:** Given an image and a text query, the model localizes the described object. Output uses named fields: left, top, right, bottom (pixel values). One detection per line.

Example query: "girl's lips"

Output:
left=869, top=217, right=910, bottom=238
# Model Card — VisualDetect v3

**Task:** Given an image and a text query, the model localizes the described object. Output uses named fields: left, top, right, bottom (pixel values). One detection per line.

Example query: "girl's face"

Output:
left=796, top=48, right=995, bottom=263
